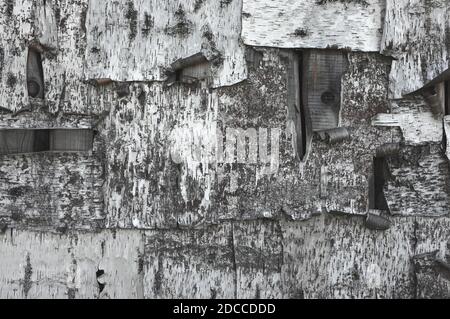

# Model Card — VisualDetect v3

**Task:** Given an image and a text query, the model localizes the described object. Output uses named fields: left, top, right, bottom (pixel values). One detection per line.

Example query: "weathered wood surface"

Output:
left=241, top=0, right=385, bottom=52
left=382, top=0, right=450, bottom=98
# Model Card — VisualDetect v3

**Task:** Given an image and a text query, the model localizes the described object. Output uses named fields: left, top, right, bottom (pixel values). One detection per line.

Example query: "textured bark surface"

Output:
left=241, top=0, right=385, bottom=52
left=382, top=0, right=450, bottom=98
left=384, top=145, right=450, bottom=217
left=85, top=0, right=247, bottom=87
left=0, top=229, right=144, bottom=298
left=1, top=0, right=450, bottom=299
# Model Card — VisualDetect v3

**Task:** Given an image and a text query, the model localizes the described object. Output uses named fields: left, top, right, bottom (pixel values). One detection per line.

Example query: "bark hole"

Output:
left=170, top=53, right=211, bottom=85
left=297, top=51, right=308, bottom=160
left=96, top=269, right=105, bottom=293
left=26, top=46, right=44, bottom=99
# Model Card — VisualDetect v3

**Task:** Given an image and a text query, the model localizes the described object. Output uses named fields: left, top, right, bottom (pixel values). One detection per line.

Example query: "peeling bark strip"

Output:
left=1, top=0, right=450, bottom=300
left=371, top=97, right=443, bottom=146
left=241, top=0, right=385, bottom=51
left=0, top=0, right=35, bottom=113
left=85, top=0, right=247, bottom=88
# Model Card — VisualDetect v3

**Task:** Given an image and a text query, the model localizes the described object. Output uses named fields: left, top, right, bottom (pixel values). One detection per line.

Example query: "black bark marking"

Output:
left=165, top=6, right=193, bottom=37
left=6, top=72, right=17, bottom=88
left=0, top=222, right=7, bottom=233
left=138, top=89, right=146, bottom=107
left=80, top=6, right=87, bottom=34
left=115, top=83, right=130, bottom=98
left=293, top=28, right=308, bottom=37
left=137, top=252, right=144, bottom=274
left=254, top=284, right=261, bottom=299
left=142, top=13, right=154, bottom=36
left=0, top=47, right=4, bottom=81
left=220, top=0, right=233, bottom=8
left=153, top=255, right=163, bottom=296
left=67, top=288, right=76, bottom=299
left=125, top=0, right=138, bottom=41
left=194, top=0, right=205, bottom=12
left=101, top=240, right=106, bottom=257
left=8, top=185, right=33, bottom=197
left=229, top=224, right=238, bottom=298
left=11, top=209, right=23, bottom=221
left=316, top=0, right=369, bottom=6
left=23, top=253, right=33, bottom=298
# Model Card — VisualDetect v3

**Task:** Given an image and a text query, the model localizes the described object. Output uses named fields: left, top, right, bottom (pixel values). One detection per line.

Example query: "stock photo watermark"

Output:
left=170, top=125, right=281, bottom=175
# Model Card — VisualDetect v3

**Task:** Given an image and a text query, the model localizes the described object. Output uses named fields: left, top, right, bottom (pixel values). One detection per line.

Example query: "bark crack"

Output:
left=23, top=253, right=33, bottom=298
